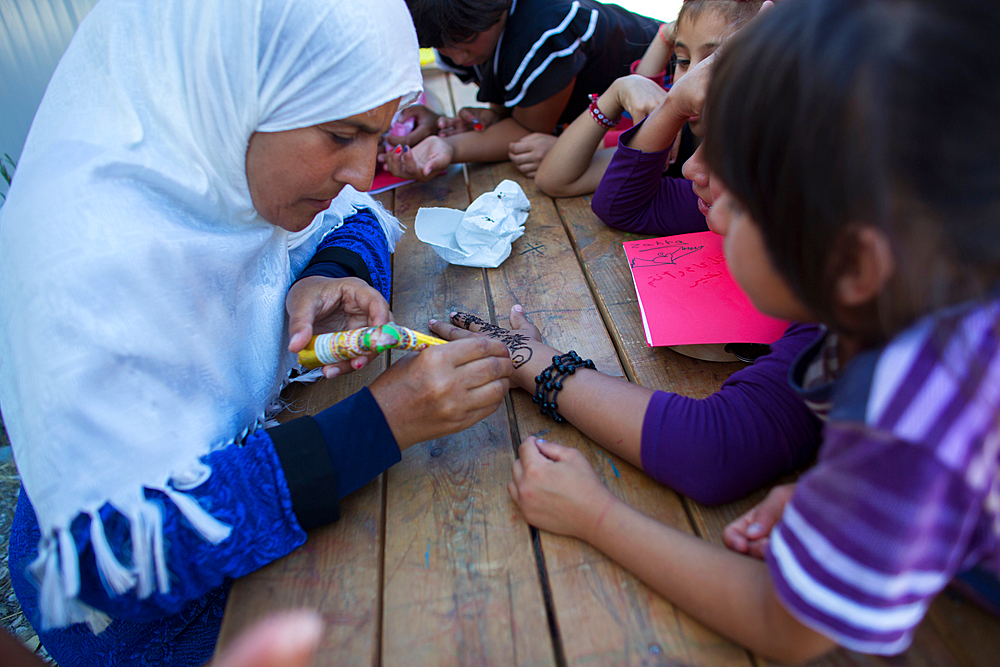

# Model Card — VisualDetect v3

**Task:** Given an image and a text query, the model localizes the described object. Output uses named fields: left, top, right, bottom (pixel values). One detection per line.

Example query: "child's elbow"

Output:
left=534, top=170, right=574, bottom=198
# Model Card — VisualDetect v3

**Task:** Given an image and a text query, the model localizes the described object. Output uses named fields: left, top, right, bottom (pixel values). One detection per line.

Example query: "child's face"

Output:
left=681, top=143, right=717, bottom=218
left=673, top=11, right=730, bottom=84
left=686, top=143, right=812, bottom=321
left=706, top=180, right=813, bottom=322
left=437, top=15, right=507, bottom=67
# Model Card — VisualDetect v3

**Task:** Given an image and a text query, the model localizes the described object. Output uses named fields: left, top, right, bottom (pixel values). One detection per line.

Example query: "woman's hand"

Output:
left=429, top=305, right=543, bottom=388
left=285, top=276, right=392, bottom=377
left=508, top=436, right=618, bottom=542
left=723, top=483, right=796, bottom=559
left=380, top=135, right=453, bottom=181
left=508, top=133, right=558, bottom=177
left=368, top=336, right=512, bottom=448
left=385, top=104, right=441, bottom=147
left=438, top=107, right=501, bottom=137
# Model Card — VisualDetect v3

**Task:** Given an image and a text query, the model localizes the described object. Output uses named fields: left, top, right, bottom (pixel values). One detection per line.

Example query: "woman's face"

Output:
left=246, top=98, right=399, bottom=232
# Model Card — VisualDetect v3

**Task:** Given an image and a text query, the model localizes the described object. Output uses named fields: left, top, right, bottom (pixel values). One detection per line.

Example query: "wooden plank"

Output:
left=217, top=361, right=388, bottom=667
left=379, top=168, right=555, bottom=666
left=926, top=591, right=1000, bottom=667
left=471, top=162, right=754, bottom=667
left=555, top=197, right=982, bottom=667
left=423, top=69, right=458, bottom=116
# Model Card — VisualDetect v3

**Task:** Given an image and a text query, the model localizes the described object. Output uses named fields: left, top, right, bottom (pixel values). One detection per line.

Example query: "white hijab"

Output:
left=0, top=0, right=421, bottom=630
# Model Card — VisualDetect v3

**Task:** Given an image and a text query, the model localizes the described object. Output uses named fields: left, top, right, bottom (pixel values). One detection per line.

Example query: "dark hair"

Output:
left=405, top=0, right=512, bottom=48
left=677, top=0, right=764, bottom=35
left=705, top=0, right=1000, bottom=341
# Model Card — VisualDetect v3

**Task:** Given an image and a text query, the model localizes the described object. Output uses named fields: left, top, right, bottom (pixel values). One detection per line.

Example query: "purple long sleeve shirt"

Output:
left=592, top=123, right=822, bottom=505
left=591, top=122, right=706, bottom=236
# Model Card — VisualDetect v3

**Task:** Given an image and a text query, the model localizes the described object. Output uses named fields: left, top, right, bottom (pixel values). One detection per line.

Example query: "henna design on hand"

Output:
left=454, top=312, right=534, bottom=369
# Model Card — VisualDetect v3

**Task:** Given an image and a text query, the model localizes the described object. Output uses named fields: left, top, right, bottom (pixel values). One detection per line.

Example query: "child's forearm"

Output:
left=535, top=102, right=617, bottom=197
left=588, top=500, right=836, bottom=664
left=511, top=340, right=649, bottom=467
left=444, top=116, right=532, bottom=164
left=626, top=94, right=689, bottom=154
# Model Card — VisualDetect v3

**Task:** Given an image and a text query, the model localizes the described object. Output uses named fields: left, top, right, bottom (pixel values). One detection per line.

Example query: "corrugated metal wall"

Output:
left=0, top=0, right=99, bottom=197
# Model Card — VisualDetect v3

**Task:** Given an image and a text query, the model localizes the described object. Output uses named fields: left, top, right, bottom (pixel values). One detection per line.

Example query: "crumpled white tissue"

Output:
left=414, top=179, right=530, bottom=267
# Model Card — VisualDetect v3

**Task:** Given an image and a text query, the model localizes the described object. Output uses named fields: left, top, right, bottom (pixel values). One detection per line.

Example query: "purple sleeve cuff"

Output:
left=639, top=323, right=823, bottom=504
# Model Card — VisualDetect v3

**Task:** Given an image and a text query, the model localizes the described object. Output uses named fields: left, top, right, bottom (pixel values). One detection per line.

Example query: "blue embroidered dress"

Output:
left=9, top=209, right=402, bottom=666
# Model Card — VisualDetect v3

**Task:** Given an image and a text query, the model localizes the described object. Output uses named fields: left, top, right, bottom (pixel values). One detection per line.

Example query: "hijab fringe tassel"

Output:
left=33, top=485, right=232, bottom=633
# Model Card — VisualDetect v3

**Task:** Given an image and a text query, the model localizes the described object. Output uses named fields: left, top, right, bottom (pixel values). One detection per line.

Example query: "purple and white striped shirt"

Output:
left=768, top=299, right=1000, bottom=654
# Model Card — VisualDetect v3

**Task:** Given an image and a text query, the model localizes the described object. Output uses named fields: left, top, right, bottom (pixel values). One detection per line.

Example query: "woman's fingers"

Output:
left=444, top=335, right=512, bottom=367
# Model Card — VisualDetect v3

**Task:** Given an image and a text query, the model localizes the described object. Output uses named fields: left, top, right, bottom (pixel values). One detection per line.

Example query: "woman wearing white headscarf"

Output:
left=0, top=0, right=512, bottom=663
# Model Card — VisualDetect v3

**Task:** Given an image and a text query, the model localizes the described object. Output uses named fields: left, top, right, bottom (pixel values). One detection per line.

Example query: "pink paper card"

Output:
left=623, top=231, right=789, bottom=347
left=369, top=166, right=413, bottom=195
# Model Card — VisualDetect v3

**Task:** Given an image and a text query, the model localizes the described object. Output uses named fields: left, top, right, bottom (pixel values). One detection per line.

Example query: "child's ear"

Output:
left=835, top=226, right=895, bottom=307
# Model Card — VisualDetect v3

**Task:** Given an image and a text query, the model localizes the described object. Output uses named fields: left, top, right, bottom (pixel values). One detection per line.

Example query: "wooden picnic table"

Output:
left=215, top=71, right=1000, bottom=667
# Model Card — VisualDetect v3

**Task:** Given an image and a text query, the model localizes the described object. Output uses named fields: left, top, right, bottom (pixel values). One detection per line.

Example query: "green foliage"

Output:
left=0, top=153, right=16, bottom=201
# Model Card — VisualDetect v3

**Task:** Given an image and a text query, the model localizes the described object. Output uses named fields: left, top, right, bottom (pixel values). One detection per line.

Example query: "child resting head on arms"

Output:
left=468, top=0, right=1000, bottom=662
left=535, top=0, right=762, bottom=198
left=381, top=0, right=660, bottom=181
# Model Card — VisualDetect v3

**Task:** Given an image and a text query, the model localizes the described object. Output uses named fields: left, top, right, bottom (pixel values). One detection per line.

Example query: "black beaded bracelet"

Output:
left=532, top=351, right=596, bottom=422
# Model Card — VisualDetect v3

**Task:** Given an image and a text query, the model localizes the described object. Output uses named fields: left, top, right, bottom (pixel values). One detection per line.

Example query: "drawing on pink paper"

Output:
left=623, top=231, right=789, bottom=347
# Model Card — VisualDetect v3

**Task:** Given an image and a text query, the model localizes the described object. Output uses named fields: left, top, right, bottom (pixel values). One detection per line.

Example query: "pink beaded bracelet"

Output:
left=588, top=93, right=618, bottom=130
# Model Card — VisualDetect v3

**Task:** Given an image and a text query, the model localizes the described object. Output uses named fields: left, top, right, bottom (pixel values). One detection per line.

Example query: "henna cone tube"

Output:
left=298, top=323, right=446, bottom=368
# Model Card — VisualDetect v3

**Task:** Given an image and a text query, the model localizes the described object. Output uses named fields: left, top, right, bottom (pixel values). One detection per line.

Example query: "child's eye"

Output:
left=675, top=59, right=691, bottom=69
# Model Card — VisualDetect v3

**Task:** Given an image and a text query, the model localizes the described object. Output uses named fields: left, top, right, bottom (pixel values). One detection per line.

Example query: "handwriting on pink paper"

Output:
left=623, top=232, right=788, bottom=347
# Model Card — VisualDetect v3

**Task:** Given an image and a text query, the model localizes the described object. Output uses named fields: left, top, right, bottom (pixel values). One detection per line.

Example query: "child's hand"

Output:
left=429, top=304, right=542, bottom=385
left=385, top=104, right=441, bottom=147
left=611, top=74, right=668, bottom=123
left=508, top=436, right=618, bottom=542
left=430, top=305, right=542, bottom=386
left=430, top=305, right=543, bottom=346
left=663, top=50, right=716, bottom=129
left=508, top=133, right=558, bottom=178
left=438, top=107, right=500, bottom=137
left=723, top=483, right=796, bottom=559
left=380, top=135, right=453, bottom=181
